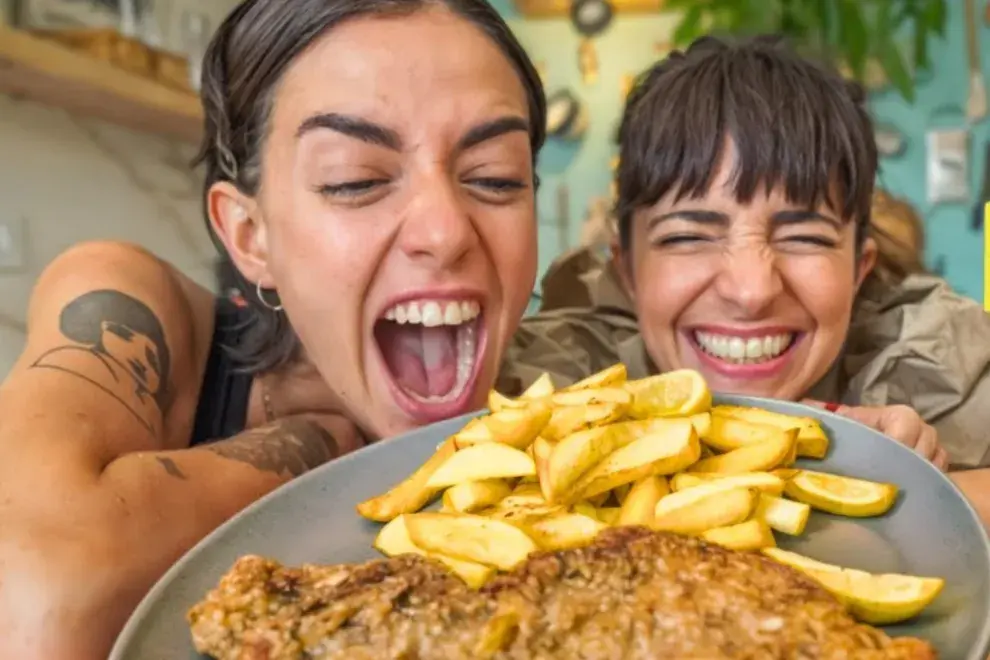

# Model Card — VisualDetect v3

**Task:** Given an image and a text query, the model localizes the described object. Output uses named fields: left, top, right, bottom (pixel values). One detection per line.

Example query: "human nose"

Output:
left=713, top=243, right=783, bottom=316
left=396, top=175, right=477, bottom=270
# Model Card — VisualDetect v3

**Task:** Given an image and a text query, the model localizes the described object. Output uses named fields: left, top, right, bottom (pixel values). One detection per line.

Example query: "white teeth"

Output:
left=383, top=299, right=481, bottom=327
left=420, top=301, right=442, bottom=327
left=694, top=331, right=795, bottom=364
left=406, top=302, right=422, bottom=324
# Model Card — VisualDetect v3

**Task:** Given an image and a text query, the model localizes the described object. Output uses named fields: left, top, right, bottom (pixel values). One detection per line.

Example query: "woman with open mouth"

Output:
left=0, top=1, right=545, bottom=658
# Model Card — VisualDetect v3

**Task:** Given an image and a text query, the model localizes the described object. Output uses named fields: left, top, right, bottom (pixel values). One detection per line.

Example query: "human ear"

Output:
left=855, top=236, right=878, bottom=291
left=207, top=181, right=271, bottom=287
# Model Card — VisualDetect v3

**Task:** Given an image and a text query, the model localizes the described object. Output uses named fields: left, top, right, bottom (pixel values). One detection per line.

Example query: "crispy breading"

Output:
left=188, top=527, right=936, bottom=660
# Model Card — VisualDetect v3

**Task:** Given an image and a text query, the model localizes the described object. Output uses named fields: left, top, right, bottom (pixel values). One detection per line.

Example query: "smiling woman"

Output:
left=0, top=1, right=545, bottom=658
left=500, top=36, right=990, bottom=525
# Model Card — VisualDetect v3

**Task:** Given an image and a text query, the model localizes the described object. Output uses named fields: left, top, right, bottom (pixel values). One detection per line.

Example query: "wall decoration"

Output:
left=546, top=89, right=588, bottom=141
left=926, top=105, right=970, bottom=205
left=875, top=123, right=907, bottom=159
left=570, top=0, right=613, bottom=86
left=926, top=127, right=970, bottom=204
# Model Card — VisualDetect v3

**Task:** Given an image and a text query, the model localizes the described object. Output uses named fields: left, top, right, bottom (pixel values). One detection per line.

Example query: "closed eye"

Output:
left=781, top=235, right=837, bottom=247
left=316, top=179, right=389, bottom=197
left=652, top=234, right=712, bottom=247
left=465, top=177, right=527, bottom=192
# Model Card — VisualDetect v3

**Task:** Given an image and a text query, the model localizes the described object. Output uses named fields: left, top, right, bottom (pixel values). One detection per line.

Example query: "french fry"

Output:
left=572, top=420, right=700, bottom=499
left=541, top=402, right=625, bottom=442
left=374, top=515, right=495, bottom=588
left=521, top=372, right=555, bottom=399
left=703, top=414, right=787, bottom=453
left=442, top=480, right=512, bottom=513
left=356, top=438, right=457, bottom=522
left=754, top=493, right=810, bottom=535
left=597, top=507, right=621, bottom=524
left=572, top=501, right=599, bottom=520
left=713, top=405, right=829, bottom=459
left=544, top=426, right=621, bottom=502
left=358, top=365, right=941, bottom=625
left=701, top=518, right=776, bottom=551
left=670, top=471, right=785, bottom=495
left=551, top=387, right=632, bottom=409
left=427, top=443, right=536, bottom=489
left=653, top=484, right=758, bottom=535
left=405, top=512, right=538, bottom=571
left=562, top=363, right=627, bottom=392
left=485, top=503, right=567, bottom=527
left=617, top=475, right=669, bottom=526
left=487, top=389, right=527, bottom=413
left=687, top=412, right=712, bottom=440
left=522, top=512, right=607, bottom=550
left=453, top=402, right=552, bottom=450
left=691, top=428, right=796, bottom=475
left=532, top=436, right=554, bottom=501
left=501, top=482, right=546, bottom=508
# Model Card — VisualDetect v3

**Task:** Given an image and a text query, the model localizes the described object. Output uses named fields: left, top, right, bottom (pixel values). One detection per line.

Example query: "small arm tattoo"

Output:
left=30, top=289, right=172, bottom=437
left=201, top=418, right=338, bottom=479
left=156, top=456, right=187, bottom=480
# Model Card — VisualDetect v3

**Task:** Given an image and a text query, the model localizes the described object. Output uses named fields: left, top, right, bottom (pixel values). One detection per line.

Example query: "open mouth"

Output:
left=374, top=298, right=484, bottom=418
left=692, top=330, right=798, bottom=365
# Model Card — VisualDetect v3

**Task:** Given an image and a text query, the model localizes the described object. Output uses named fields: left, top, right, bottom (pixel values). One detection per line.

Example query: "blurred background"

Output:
left=0, top=0, right=984, bottom=375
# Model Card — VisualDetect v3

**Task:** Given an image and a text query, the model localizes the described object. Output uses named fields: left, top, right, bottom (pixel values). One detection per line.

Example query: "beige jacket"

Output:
left=499, top=247, right=990, bottom=470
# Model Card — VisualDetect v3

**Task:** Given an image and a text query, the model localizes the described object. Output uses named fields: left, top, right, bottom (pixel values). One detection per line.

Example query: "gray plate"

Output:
left=110, top=396, right=990, bottom=659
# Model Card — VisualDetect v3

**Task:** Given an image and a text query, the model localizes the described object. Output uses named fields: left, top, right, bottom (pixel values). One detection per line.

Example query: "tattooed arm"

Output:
left=0, top=242, right=348, bottom=660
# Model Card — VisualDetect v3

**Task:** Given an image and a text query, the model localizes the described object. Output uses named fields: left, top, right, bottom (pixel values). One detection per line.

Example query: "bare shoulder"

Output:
left=2, top=241, right=217, bottom=452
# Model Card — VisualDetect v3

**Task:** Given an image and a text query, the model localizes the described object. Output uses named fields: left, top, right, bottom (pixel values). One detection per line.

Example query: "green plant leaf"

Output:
left=913, top=22, right=930, bottom=70
left=925, top=0, right=947, bottom=35
left=837, top=0, right=868, bottom=77
left=659, top=0, right=696, bottom=11
left=672, top=4, right=706, bottom=46
left=878, top=39, right=915, bottom=101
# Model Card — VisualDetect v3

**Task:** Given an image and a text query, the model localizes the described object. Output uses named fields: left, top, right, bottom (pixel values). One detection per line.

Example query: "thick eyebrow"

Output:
left=647, top=209, right=844, bottom=231
left=457, top=116, right=530, bottom=152
left=647, top=210, right=729, bottom=231
left=295, top=113, right=530, bottom=155
left=296, top=113, right=401, bottom=150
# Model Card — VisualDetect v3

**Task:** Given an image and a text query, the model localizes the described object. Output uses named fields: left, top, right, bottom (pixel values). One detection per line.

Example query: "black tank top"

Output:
left=189, top=298, right=254, bottom=446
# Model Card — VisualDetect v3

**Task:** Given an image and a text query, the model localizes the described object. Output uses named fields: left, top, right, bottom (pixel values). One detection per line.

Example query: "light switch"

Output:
left=0, top=217, right=26, bottom=271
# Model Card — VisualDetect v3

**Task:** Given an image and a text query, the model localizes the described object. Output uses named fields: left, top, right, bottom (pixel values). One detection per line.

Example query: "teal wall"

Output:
left=494, top=0, right=987, bottom=302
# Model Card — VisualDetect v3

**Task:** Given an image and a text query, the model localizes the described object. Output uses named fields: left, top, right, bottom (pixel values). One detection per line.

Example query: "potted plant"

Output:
left=663, top=0, right=948, bottom=102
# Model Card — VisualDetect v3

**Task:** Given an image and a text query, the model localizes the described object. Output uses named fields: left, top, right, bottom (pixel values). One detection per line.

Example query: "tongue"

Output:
left=377, top=323, right=458, bottom=398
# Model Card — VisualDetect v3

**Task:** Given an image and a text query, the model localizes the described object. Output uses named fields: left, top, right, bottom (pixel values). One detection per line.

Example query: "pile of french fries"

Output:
left=357, top=366, right=944, bottom=625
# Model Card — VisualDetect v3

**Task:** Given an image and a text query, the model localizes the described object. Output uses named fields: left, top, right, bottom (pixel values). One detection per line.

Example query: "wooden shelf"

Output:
left=0, top=25, right=203, bottom=144
left=512, top=0, right=664, bottom=18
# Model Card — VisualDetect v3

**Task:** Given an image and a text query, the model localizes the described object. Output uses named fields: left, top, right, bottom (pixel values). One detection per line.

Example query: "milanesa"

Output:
left=188, top=526, right=936, bottom=660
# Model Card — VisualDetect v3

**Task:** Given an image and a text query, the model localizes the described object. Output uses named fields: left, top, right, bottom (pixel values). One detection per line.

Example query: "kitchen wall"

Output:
left=495, top=0, right=989, bottom=302
left=0, top=1, right=237, bottom=374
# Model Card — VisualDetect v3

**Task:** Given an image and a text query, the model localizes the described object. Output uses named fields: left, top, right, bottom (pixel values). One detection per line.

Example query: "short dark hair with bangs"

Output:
left=614, top=35, right=877, bottom=252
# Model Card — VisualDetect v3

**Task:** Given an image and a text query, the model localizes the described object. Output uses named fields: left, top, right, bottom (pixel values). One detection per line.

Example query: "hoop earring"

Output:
left=255, top=280, right=283, bottom=312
